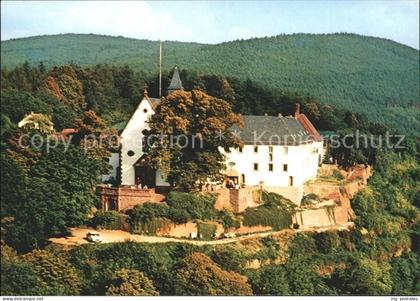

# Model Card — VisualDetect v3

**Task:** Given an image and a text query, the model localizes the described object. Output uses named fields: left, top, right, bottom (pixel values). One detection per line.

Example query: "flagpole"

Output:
left=159, top=40, right=162, bottom=98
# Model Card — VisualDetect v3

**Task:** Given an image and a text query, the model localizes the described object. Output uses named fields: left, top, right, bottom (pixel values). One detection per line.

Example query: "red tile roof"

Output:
left=295, top=113, right=322, bottom=142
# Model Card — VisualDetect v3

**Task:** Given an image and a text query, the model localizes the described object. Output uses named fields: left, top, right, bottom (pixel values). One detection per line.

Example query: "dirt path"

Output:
left=49, top=222, right=354, bottom=247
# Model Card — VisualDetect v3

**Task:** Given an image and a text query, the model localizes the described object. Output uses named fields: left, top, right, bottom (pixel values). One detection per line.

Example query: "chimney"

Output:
left=295, top=103, right=301, bottom=118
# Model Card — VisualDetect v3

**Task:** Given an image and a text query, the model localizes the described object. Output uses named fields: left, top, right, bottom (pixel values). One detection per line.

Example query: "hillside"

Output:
left=1, top=33, right=419, bottom=133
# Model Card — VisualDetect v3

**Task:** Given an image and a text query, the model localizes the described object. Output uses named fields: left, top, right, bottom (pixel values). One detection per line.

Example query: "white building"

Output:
left=105, top=67, right=323, bottom=202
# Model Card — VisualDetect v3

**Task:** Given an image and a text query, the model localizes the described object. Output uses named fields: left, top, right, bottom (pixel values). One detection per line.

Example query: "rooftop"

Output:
left=231, top=115, right=314, bottom=145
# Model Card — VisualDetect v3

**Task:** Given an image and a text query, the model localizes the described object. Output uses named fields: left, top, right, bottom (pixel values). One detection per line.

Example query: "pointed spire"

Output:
left=167, top=65, right=184, bottom=95
left=143, top=84, right=149, bottom=99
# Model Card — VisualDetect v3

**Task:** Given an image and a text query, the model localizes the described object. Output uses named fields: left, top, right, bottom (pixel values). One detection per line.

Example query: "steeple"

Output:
left=143, top=84, right=149, bottom=100
left=167, top=65, right=184, bottom=95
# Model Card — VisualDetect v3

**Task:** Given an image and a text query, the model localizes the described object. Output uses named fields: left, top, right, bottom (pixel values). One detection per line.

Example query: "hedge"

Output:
left=92, top=211, right=126, bottom=230
left=131, top=217, right=172, bottom=235
left=243, top=207, right=291, bottom=230
left=166, top=191, right=217, bottom=221
left=197, top=222, right=218, bottom=240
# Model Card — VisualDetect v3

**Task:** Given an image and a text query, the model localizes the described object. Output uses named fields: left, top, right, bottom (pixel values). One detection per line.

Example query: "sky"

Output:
left=1, top=0, right=419, bottom=49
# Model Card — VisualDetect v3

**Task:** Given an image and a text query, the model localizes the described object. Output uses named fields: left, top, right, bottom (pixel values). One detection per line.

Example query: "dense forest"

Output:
left=1, top=62, right=419, bottom=295
left=2, top=149, right=419, bottom=295
left=1, top=33, right=419, bottom=134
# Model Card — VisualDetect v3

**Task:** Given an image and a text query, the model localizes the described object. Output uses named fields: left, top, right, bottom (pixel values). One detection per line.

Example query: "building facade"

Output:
left=105, top=67, right=323, bottom=204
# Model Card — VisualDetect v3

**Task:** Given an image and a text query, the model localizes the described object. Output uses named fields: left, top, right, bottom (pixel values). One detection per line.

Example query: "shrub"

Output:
left=314, top=231, right=341, bottom=253
left=137, top=218, right=172, bottom=235
left=174, top=252, right=252, bottom=295
left=301, top=193, right=321, bottom=206
left=92, top=211, right=126, bottom=230
left=168, top=208, right=190, bottom=224
left=255, top=236, right=281, bottom=260
left=250, top=264, right=290, bottom=295
left=262, top=191, right=297, bottom=213
left=106, top=268, right=158, bottom=296
left=243, top=207, right=291, bottom=230
left=288, top=233, right=317, bottom=258
left=166, top=192, right=217, bottom=221
left=218, top=210, right=240, bottom=230
left=197, top=222, right=217, bottom=240
left=210, top=245, right=248, bottom=273
left=243, top=192, right=293, bottom=230
left=128, top=202, right=170, bottom=232
left=128, top=203, right=175, bottom=234
left=332, top=169, right=345, bottom=180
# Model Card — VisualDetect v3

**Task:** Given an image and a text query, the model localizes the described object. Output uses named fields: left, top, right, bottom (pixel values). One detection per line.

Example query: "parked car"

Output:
left=222, top=232, right=236, bottom=239
left=86, top=231, right=102, bottom=243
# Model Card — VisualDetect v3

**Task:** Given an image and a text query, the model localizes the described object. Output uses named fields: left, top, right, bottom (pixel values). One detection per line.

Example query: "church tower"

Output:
left=167, top=65, right=184, bottom=95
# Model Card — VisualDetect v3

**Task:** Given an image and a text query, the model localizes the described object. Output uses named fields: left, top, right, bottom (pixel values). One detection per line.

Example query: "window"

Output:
left=253, top=163, right=259, bottom=171
left=269, top=146, right=273, bottom=153
left=127, top=150, right=135, bottom=157
left=254, top=146, right=258, bottom=153
left=269, top=153, right=273, bottom=162
left=283, top=164, right=288, bottom=172
left=268, top=163, right=273, bottom=171
left=143, top=108, right=148, bottom=113
left=238, top=147, right=243, bottom=153
left=283, top=147, right=288, bottom=155
left=289, top=176, right=294, bottom=186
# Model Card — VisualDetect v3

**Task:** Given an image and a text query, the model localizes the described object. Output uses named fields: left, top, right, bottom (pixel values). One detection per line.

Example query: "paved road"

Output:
left=49, top=222, right=353, bottom=247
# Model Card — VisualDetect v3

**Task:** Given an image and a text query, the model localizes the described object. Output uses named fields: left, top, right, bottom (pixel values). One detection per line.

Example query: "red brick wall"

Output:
left=98, top=186, right=160, bottom=213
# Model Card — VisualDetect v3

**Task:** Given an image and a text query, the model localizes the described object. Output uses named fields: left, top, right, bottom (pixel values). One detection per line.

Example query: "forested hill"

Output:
left=1, top=33, right=419, bottom=133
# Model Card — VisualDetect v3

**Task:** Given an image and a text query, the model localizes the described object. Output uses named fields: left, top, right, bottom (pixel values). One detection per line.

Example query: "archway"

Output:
left=134, top=155, right=156, bottom=188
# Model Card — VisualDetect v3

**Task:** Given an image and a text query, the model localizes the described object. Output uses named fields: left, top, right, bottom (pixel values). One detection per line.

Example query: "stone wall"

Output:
left=293, top=197, right=354, bottom=229
left=214, top=187, right=262, bottom=213
left=264, top=186, right=304, bottom=205
left=155, top=222, right=198, bottom=238
left=153, top=220, right=272, bottom=238
left=233, top=224, right=272, bottom=235
left=304, top=184, right=342, bottom=201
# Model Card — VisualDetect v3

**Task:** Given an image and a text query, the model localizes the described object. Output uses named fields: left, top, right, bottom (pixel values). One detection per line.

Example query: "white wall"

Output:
left=221, top=141, right=323, bottom=188
left=120, top=97, right=171, bottom=187
left=119, top=97, right=323, bottom=190
left=120, top=98, right=154, bottom=185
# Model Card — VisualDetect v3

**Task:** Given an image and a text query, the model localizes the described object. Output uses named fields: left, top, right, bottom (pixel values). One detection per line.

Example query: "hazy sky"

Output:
left=1, top=0, right=419, bottom=49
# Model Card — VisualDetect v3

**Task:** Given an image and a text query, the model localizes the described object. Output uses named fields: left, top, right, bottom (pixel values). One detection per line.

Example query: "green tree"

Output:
left=106, top=268, right=158, bottom=296
left=48, top=65, right=86, bottom=110
left=339, top=257, right=392, bottom=295
left=0, top=245, right=45, bottom=296
left=23, top=249, right=81, bottom=295
left=250, top=264, right=290, bottom=295
left=4, top=143, right=102, bottom=251
left=144, top=89, right=243, bottom=191
left=0, top=89, right=51, bottom=123
left=174, top=252, right=252, bottom=295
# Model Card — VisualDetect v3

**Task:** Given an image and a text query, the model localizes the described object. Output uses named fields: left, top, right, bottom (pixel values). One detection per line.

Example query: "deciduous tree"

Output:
left=144, top=89, right=243, bottom=191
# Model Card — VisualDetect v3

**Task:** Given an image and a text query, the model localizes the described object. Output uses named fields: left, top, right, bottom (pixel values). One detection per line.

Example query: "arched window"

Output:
left=289, top=176, right=294, bottom=186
